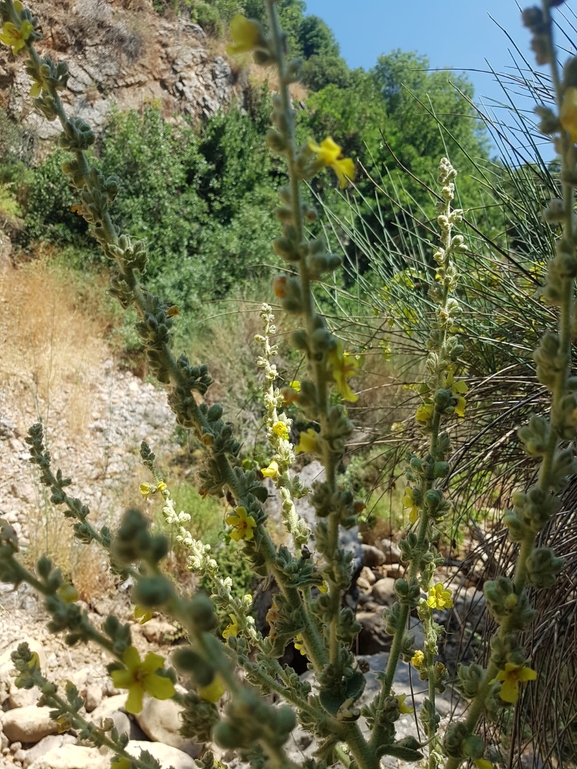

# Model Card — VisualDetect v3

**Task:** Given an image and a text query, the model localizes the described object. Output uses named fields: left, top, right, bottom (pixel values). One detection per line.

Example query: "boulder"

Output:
left=379, top=538, right=402, bottom=564
left=28, top=745, right=109, bottom=769
left=126, top=740, right=197, bottom=769
left=2, top=705, right=59, bottom=744
left=135, top=697, right=201, bottom=757
left=370, top=577, right=397, bottom=605
left=355, top=611, right=391, bottom=655
left=23, top=735, right=77, bottom=768
left=361, top=544, right=385, bottom=568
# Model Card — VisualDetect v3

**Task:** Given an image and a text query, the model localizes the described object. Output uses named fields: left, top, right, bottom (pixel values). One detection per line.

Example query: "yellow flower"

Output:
left=403, top=487, right=420, bottom=524
left=272, top=421, right=289, bottom=440
left=30, top=79, right=42, bottom=98
left=111, top=646, right=175, bottom=714
left=415, top=402, right=434, bottom=423
left=561, top=87, right=577, bottom=143
left=57, top=584, right=79, bottom=604
left=111, top=758, right=132, bottom=769
left=427, top=583, right=453, bottom=610
left=134, top=605, right=153, bottom=624
left=227, top=14, right=263, bottom=55
left=289, top=380, right=301, bottom=392
left=225, top=505, right=257, bottom=542
left=140, top=481, right=167, bottom=497
left=308, top=137, right=355, bottom=188
left=295, top=428, right=321, bottom=454
left=474, top=760, right=494, bottom=769
left=411, top=650, right=425, bottom=667
left=222, top=614, right=239, bottom=639
left=293, top=634, right=307, bottom=656
left=327, top=340, right=359, bottom=402
left=261, top=460, right=279, bottom=479
left=445, top=371, right=468, bottom=418
left=199, top=674, right=226, bottom=703
left=392, top=691, right=414, bottom=714
left=0, top=18, right=33, bottom=55
left=495, top=662, right=537, bottom=703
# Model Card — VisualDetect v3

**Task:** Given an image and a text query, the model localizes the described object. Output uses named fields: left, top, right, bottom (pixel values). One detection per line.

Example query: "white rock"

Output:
left=8, top=684, right=42, bottom=709
left=370, top=577, right=397, bottom=605
left=28, top=745, right=109, bottom=769
left=360, top=566, right=376, bottom=586
left=84, top=683, right=103, bottom=713
left=126, top=740, right=197, bottom=769
left=23, top=735, right=77, bottom=768
left=135, top=697, right=201, bottom=757
left=2, top=706, right=59, bottom=744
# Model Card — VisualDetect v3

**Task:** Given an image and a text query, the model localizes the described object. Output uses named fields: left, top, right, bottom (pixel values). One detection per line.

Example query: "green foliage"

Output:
left=201, top=538, right=254, bottom=598
left=25, top=149, right=91, bottom=246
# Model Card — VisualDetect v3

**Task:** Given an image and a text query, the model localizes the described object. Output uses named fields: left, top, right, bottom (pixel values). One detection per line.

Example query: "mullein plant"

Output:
left=0, top=1, right=568, bottom=769
left=397, top=157, right=468, bottom=769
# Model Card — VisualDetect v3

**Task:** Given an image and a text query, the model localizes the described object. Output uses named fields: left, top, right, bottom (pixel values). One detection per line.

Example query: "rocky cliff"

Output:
left=0, top=0, right=236, bottom=143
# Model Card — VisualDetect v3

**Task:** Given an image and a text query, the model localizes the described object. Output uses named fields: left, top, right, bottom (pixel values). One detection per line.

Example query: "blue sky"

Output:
left=304, top=0, right=577, bottom=160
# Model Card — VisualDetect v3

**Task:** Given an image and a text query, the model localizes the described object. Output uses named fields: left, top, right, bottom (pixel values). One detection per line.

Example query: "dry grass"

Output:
left=0, top=258, right=106, bottom=435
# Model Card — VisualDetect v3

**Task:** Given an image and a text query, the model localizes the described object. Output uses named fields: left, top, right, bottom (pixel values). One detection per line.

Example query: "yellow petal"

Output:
left=111, top=669, right=134, bottom=689
left=145, top=672, right=176, bottom=700
left=561, top=87, right=577, bottom=143
left=141, top=651, right=165, bottom=673
left=499, top=678, right=519, bottom=703
left=122, top=646, right=141, bottom=671
left=124, top=684, right=144, bottom=714
left=518, top=666, right=537, bottom=683
left=199, top=675, right=226, bottom=703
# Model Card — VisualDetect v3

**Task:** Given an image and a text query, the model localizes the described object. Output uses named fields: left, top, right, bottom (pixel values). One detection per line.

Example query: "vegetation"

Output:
left=0, top=0, right=576, bottom=767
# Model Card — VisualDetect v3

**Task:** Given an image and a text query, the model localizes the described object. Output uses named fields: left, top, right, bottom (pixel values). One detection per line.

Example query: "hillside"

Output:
left=0, top=0, right=238, bottom=144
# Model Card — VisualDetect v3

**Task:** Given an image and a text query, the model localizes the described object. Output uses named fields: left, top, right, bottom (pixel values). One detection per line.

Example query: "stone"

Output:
left=88, top=692, right=145, bottom=740
left=126, top=741, right=197, bottom=769
left=2, top=706, right=59, bottom=744
left=8, top=684, right=42, bottom=709
left=27, top=745, right=110, bottom=769
left=135, top=696, right=201, bottom=757
left=356, top=577, right=371, bottom=592
left=23, top=735, right=77, bottom=768
left=140, top=618, right=179, bottom=645
left=370, top=577, right=397, bottom=605
left=361, top=544, right=386, bottom=568
left=84, top=683, right=103, bottom=713
left=355, top=611, right=391, bottom=655
left=360, top=566, right=376, bottom=585
left=379, top=538, right=402, bottom=564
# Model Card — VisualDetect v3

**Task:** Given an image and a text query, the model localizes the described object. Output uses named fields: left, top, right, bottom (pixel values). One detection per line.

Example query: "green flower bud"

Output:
left=518, top=415, right=550, bottom=457
left=526, top=547, right=564, bottom=588
left=188, top=594, right=217, bottom=632
left=462, top=734, right=485, bottom=760
left=213, top=722, right=243, bottom=749
left=132, top=576, right=173, bottom=607
left=456, top=663, right=485, bottom=699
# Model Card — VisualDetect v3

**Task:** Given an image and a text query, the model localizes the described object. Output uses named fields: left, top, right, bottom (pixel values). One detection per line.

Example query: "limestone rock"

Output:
left=22, top=734, right=77, bottom=768
left=355, top=611, right=391, bottom=655
left=126, top=740, right=197, bottom=769
left=135, top=696, right=201, bottom=757
left=2, top=705, right=59, bottom=744
left=379, top=538, right=402, bottom=564
left=27, top=745, right=109, bottom=769
left=361, top=544, right=386, bottom=568
left=370, top=577, right=397, bottom=605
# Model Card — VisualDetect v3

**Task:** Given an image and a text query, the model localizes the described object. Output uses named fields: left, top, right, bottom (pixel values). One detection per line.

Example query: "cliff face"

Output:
left=0, top=0, right=235, bottom=141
